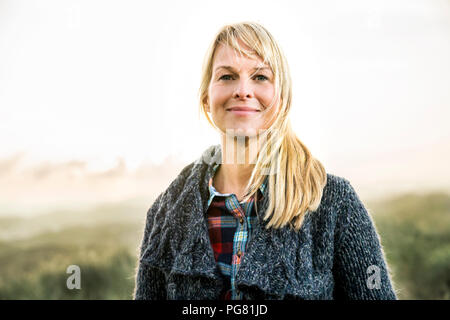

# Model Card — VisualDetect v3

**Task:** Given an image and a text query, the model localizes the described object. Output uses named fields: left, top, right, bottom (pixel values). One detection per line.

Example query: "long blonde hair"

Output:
left=199, top=22, right=327, bottom=231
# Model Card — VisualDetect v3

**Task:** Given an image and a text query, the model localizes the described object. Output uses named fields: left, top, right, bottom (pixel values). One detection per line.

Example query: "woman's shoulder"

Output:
left=164, top=144, right=220, bottom=191
left=320, top=172, right=375, bottom=242
left=149, top=161, right=198, bottom=210
left=316, top=173, right=366, bottom=227
left=147, top=145, right=220, bottom=214
left=322, top=173, right=365, bottom=208
left=322, top=172, right=353, bottom=203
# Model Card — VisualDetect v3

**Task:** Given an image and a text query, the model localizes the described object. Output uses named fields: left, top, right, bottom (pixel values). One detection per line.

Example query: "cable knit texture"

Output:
left=133, top=144, right=397, bottom=300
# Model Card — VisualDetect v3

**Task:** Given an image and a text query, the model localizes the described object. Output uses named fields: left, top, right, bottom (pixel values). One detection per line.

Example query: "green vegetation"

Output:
left=368, top=192, right=450, bottom=300
left=0, top=192, right=448, bottom=299
left=0, top=202, right=145, bottom=300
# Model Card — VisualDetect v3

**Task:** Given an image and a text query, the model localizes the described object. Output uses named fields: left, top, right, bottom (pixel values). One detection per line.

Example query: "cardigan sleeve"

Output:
left=133, top=262, right=167, bottom=300
left=333, top=180, right=398, bottom=300
left=133, top=194, right=167, bottom=300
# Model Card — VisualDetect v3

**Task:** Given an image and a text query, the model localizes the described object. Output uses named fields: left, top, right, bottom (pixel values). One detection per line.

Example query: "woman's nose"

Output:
left=233, top=78, right=253, bottom=99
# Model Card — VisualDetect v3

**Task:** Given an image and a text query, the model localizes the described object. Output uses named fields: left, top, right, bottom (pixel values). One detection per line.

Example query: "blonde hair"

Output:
left=198, top=22, right=327, bottom=231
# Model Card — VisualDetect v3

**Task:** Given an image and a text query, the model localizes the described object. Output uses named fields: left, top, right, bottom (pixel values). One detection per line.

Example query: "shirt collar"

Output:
left=207, top=163, right=267, bottom=208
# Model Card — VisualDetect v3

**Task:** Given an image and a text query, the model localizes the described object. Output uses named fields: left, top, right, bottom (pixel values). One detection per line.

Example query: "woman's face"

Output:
left=206, top=42, right=281, bottom=137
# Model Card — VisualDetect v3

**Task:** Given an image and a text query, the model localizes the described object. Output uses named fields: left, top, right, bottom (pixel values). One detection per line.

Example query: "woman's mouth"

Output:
left=226, top=106, right=260, bottom=116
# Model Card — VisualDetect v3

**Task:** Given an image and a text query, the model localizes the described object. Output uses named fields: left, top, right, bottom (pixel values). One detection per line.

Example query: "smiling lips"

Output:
left=226, top=106, right=260, bottom=115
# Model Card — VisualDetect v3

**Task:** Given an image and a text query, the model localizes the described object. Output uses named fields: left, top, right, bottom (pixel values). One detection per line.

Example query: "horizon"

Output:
left=1, top=143, right=450, bottom=218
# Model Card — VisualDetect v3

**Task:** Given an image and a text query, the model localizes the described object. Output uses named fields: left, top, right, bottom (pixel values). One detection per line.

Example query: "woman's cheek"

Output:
left=256, top=84, right=275, bottom=104
left=211, top=86, right=232, bottom=106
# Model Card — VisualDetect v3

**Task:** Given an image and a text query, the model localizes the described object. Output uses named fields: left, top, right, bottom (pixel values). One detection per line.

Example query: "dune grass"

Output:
left=0, top=192, right=448, bottom=299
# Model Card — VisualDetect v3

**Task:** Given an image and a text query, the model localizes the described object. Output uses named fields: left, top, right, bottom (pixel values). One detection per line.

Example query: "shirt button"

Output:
left=239, top=217, right=244, bottom=224
left=237, top=250, right=242, bottom=257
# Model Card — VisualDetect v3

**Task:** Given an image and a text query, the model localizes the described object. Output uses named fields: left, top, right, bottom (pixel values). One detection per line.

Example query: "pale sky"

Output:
left=1, top=0, right=449, bottom=213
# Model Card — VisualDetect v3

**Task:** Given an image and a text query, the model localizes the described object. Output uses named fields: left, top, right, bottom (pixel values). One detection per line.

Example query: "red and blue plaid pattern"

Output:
left=206, top=164, right=266, bottom=300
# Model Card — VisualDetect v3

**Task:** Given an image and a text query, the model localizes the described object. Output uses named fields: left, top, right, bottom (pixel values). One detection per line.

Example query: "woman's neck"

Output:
left=213, top=133, right=259, bottom=200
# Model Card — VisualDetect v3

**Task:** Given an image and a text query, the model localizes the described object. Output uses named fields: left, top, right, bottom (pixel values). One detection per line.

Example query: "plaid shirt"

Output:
left=206, top=164, right=267, bottom=300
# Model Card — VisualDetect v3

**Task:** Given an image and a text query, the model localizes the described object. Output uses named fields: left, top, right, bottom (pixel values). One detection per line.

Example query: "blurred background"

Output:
left=0, top=0, right=449, bottom=299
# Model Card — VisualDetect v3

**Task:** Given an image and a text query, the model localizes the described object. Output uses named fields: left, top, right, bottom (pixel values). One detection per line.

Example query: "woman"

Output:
left=133, top=22, right=397, bottom=300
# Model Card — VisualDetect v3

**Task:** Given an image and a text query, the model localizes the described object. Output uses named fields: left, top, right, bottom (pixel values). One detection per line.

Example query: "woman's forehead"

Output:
left=213, top=43, right=270, bottom=71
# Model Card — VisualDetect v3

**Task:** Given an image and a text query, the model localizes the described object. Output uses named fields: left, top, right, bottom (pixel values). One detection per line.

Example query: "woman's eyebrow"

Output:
left=214, top=65, right=272, bottom=73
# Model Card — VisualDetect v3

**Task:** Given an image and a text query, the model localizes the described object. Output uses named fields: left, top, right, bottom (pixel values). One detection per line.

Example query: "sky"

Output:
left=0, top=0, right=449, bottom=215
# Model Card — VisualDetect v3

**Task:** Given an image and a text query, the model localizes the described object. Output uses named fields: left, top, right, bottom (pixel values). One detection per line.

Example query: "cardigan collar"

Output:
left=206, top=162, right=267, bottom=208
left=140, top=144, right=312, bottom=299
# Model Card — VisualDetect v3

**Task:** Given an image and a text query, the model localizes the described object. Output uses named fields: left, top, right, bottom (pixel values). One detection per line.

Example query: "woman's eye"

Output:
left=219, top=74, right=233, bottom=81
left=255, top=75, right=268, bottom=81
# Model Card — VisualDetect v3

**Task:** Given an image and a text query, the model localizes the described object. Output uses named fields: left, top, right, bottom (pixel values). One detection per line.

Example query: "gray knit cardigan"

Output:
left=133, top=144, right=397, bottom=300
